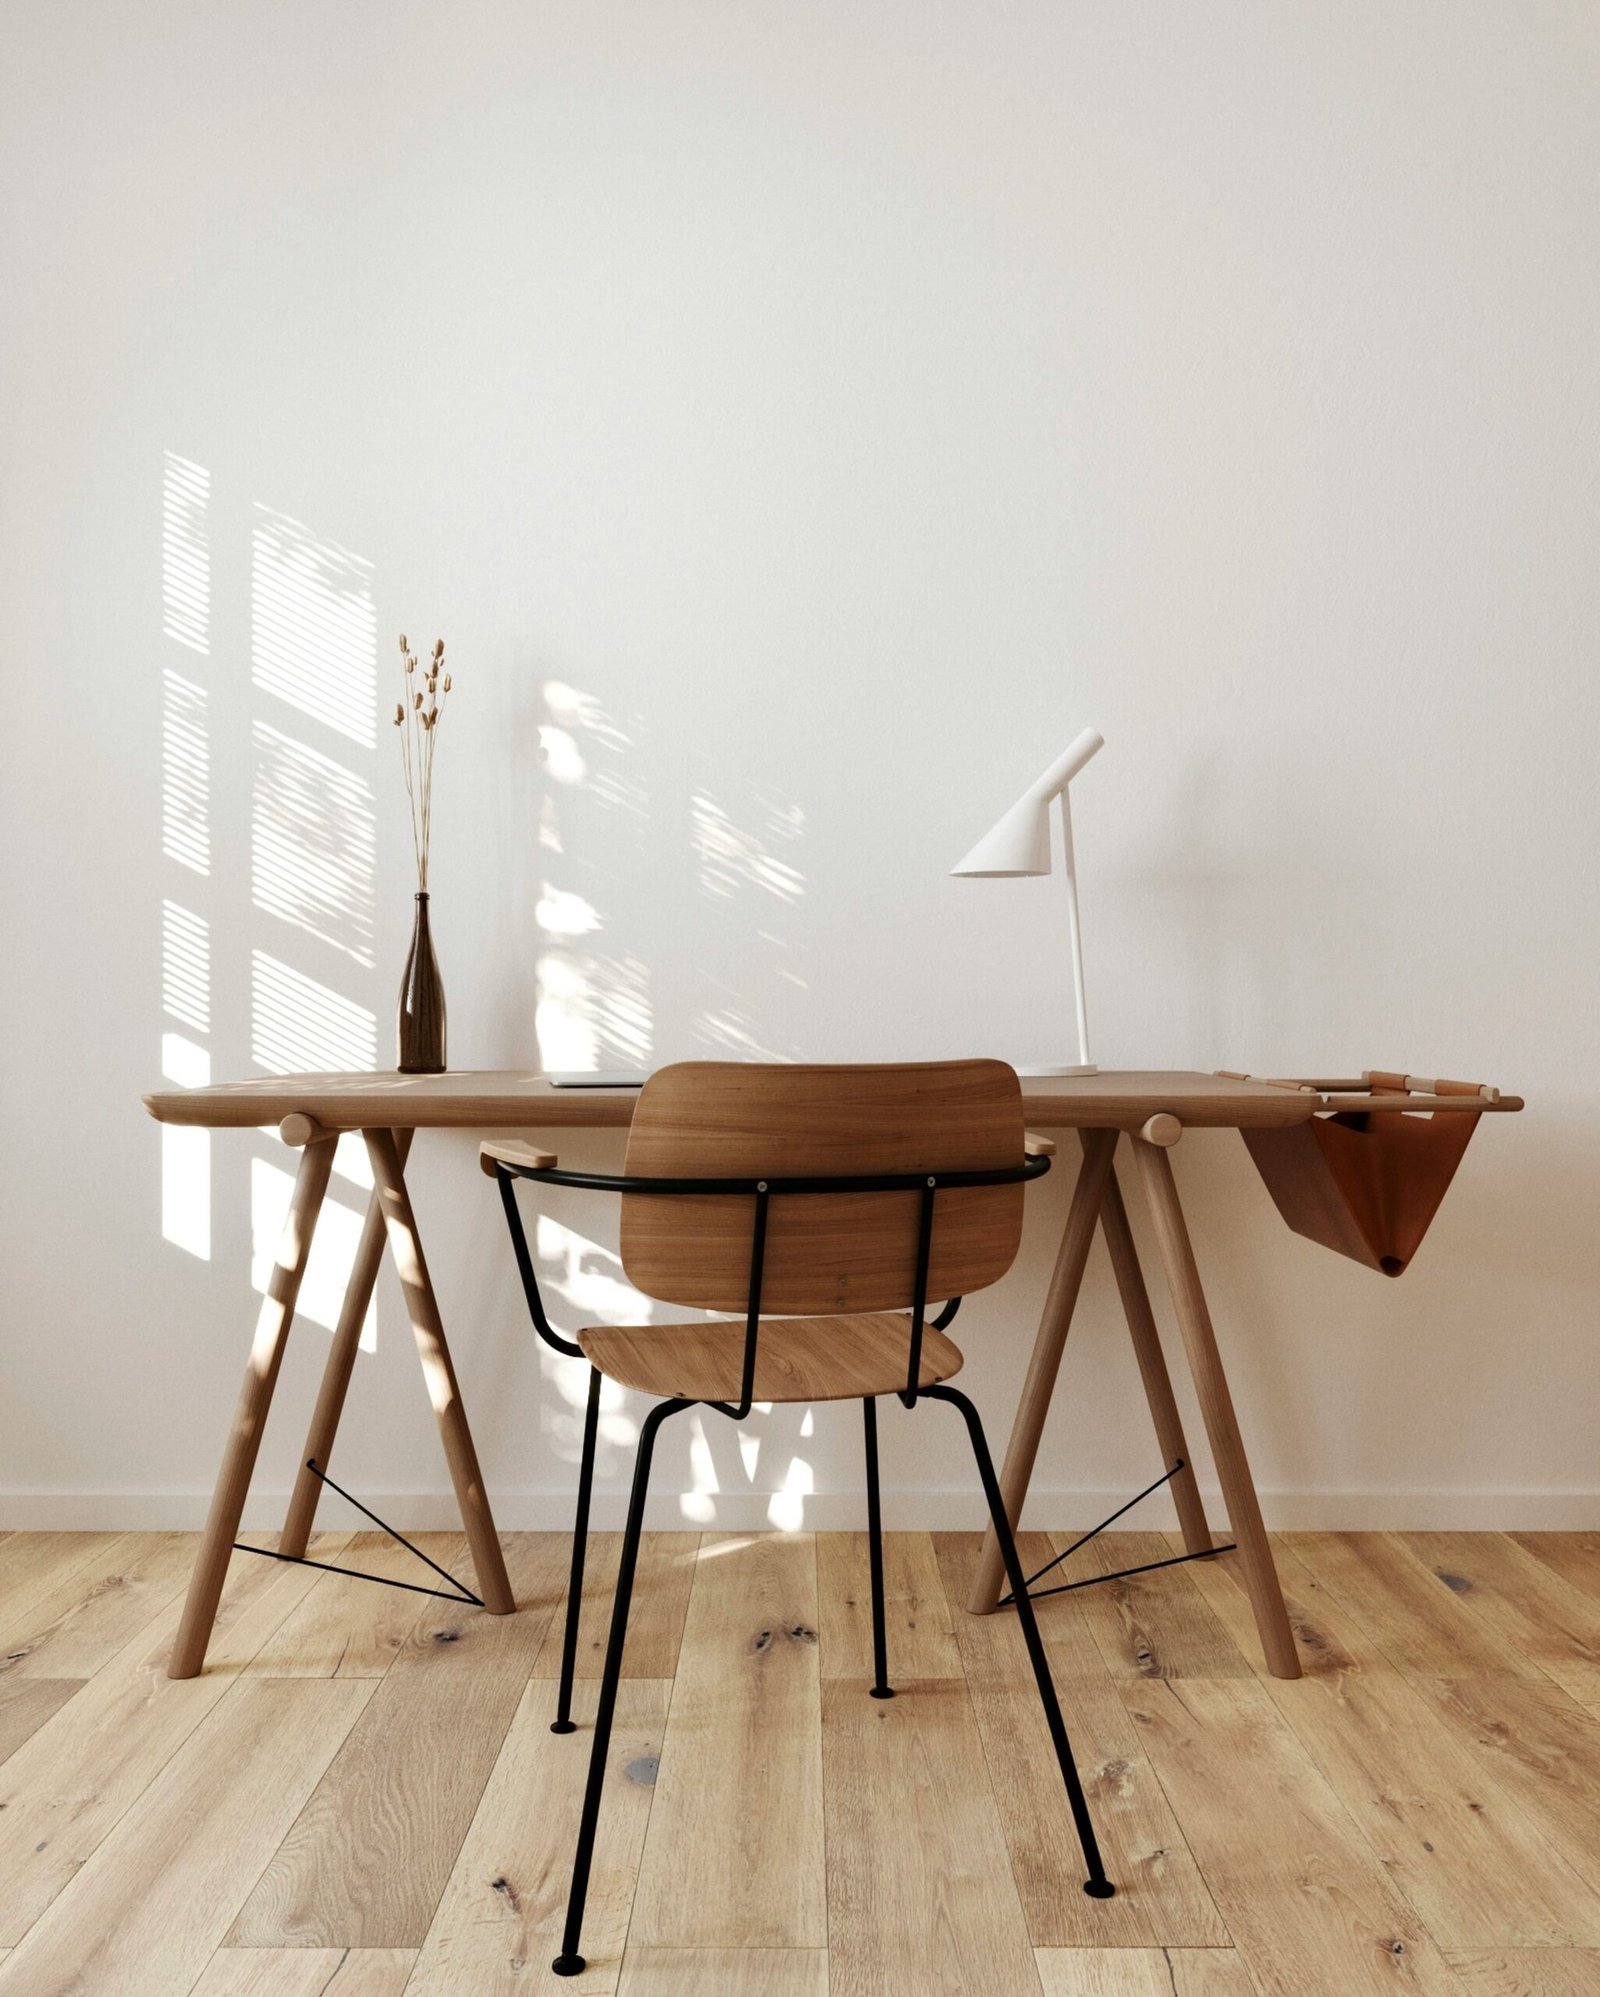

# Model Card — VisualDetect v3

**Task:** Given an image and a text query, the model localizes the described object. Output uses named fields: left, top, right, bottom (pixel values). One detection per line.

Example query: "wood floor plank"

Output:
left=1285, top=1534, right=1532, bottom=1678
left=1401, top=1534, right=1600, bottom=1707
left=1118, top=1673, right=1469, bottom=1996
left=243, top=1533, right=467, bottom=1679
left=229, top=1534, right=570, bottom=1949
left=816, top=1528, right=963, bottom=1681
left=1035, top=1949, right=1257, bottom=1996
left=1413, top=1676, right=1600, bottom=1904
left=934, top=1532, right=1227, bottom=1949
left=0, top=1678, right=80, bottom=1766
left=1444, top=1947, right=1600, bottom=1996
left=408, top=1677, right=669, bottom=1995
left=531, top=1532, right=697, bottom=1682
left=824, top=1673, right=1043, bottom=1996
left=0, top=1677, right=370, bottom=1997
left=1508, top=1533, right=1600, bottom=1609
left=1179, top=1535, right=1600, bottom=1948
left=0, top=1533, right=352, bottom=1947
left=191, top=1947, right=416, bottom=1995
left=1059, top=1532, right=1255, bottom=1681
left=0, top=1534, right=125, bottom=1632
left=1, top=1531, right=196, bottom=1680
left=617, top=1948, right=829, bottom=1996
left=632, top=1533, right=824, bottom=1950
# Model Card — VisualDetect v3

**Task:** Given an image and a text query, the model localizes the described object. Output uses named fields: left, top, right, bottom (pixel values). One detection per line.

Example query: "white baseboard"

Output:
left=1, top=1486, right=1595, bottom=1532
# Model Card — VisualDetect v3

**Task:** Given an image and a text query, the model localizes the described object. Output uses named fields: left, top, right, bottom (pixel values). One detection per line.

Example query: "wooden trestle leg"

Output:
left=1131, top=1134, right=1300, bottom=1679
left=364, top=1127, right=515, bottom=1615
left=169, top=1133, right=337, bottom=1678
left=279, top=1129, right=414, bottom=1558
left=1095, top=1147, right=1214, bottom=1558
left=967, top=1129, right=1118, bottom=1614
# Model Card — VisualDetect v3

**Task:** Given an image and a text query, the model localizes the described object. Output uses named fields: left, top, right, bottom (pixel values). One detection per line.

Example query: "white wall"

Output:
left=3, top=0, right=1596, bottom=1535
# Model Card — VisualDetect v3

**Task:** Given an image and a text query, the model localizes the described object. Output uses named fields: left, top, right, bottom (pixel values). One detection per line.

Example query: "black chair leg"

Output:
left=552, top=1365, right=602, bottom=1734
left=553, top=1396, right=688, bottom=1979
left=922, top=1382, right=1115, bottom=1900
left=862, top=1397, right=894, bottom=1699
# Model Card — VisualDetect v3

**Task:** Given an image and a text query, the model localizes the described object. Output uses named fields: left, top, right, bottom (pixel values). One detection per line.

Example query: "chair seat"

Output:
left=576, top=1312, right=964, bottom=1404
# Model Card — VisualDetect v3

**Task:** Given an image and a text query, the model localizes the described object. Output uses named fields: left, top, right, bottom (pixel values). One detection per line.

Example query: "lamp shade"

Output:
left=950, top=727, right=1103, bottom=877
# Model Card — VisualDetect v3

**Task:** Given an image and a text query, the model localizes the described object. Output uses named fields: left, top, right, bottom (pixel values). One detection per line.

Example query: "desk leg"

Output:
left=280, top=1129, right=414, bottom=1558
left=1097, top=1147, right=1213, bottom=1558
left=169, top=1133, right=337, bottom=1678
left=967, top=1128, right=1117, bottom=1615
left=1131, top=1137, right=1300, bottom=1680
left=364, top=1127, right=515, bottom=1616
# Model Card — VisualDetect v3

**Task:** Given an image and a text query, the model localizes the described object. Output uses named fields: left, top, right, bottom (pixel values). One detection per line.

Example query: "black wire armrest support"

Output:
left=495, top=1166, right=585, bottom=1358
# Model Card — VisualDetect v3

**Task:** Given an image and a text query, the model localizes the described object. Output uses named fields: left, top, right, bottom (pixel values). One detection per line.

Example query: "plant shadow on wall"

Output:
left=528, top=676, right=822, bottom=1527
left=158, top=451, right=386, bottom=1364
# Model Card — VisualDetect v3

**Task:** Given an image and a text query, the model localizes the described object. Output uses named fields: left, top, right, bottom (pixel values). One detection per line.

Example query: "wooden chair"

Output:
left=484, top=1058, right=1115, bottom=1976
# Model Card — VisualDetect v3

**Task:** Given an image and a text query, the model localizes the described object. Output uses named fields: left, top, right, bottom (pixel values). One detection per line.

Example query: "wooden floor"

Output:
left=0, top=1529, right=1597, bottom=1995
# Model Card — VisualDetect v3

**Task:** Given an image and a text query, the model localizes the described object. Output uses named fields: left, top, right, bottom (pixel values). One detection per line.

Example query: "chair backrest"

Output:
left=619, top=1060, right=1028, bottom=1315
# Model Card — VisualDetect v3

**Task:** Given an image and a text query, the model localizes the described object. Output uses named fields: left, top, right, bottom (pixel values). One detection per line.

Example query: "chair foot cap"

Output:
left=1082, top=1879, right=1117, bottom=1899
left=552, top=1953, right=586, bottom=1976
left=550, top=1720, right=577, bottom=1735
left=869, top=1686, right=895, bottom=1700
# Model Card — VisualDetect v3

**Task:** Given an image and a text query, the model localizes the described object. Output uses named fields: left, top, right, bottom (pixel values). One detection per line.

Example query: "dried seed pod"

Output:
left=442, top=674, right=452, bottom=692
left=406, top=656, right=416, bottom=672
left=433, top=639, right=445, bottom=658
left=393, top=703, right=405, bottom=724
left=398, top=633, right=408, bottom=650
left=413, top=691, right=424, bottom=709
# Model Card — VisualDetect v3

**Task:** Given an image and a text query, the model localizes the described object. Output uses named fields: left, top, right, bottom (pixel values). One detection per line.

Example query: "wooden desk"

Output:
left=145, top=1067, right=1503, bottom=1682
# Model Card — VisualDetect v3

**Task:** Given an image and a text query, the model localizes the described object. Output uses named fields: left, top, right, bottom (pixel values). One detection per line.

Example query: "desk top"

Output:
left=144, top=1068, right=1327, bottom=1133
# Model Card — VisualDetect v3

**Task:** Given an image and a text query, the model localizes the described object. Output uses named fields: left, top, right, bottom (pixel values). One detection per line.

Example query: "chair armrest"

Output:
left=1024, top=1131, right=1056, bottom=1157
left=479, top=1138, right=560, bottom=1179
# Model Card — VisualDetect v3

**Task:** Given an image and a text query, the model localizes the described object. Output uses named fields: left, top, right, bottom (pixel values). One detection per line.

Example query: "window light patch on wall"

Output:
left=162, top=452, right=210, bottom=653
left=250, top=950, right=376, bottom=1074
left=251, top=506, right=376, bottom=746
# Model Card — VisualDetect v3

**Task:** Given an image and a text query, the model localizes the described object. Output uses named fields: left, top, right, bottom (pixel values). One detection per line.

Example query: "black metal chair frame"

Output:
left=491, top=1149, right=1115, bottom=1979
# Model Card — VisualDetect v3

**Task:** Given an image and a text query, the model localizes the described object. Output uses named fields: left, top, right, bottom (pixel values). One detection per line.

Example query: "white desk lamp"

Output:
left=951, top=726, right=1104, bottom=1076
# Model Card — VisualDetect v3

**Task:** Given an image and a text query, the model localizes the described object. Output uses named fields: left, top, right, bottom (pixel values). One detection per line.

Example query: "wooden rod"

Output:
left=280, top=1127, right=416, bottom=1559
left=364, top=1127, right=515, bottom=1616
left=1097, top=1149, right=1212, bottom=1557
left=966, top=1127, right=1117, bottom=1614
left=169, top=1133, right=337, bottom=1678
left=279, top=1112, right=332, bottom=1148
left=1131, top=1136, right=1300, bottom=1680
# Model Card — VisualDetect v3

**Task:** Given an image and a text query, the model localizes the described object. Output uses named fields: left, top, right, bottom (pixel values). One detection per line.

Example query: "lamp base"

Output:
left=1015, top=1062, right=1098, bottom=1077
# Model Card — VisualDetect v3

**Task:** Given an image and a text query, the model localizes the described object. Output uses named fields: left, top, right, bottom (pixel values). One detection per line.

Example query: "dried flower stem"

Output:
left=393, top=634, right=453, bottom=891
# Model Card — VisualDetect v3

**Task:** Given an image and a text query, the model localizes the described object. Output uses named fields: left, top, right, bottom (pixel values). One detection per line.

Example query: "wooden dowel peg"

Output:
left=279, top=1112, right=332, bottom=1149
left=1139, top=1113, right=1183, bottom=1148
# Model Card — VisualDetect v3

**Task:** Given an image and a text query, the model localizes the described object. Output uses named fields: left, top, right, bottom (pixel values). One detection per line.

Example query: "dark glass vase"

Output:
left=397, top=891, right=446, bottom=1073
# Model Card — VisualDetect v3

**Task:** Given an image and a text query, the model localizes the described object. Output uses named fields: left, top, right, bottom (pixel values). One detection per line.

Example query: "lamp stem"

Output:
left=1058, top=790, right=1092, bottom=1070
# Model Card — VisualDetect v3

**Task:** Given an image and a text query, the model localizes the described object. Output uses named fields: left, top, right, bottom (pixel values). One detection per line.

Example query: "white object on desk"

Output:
left=547, top=1071, right=648, bottom=1088
left=951, top=726, right=1103, bottom=1076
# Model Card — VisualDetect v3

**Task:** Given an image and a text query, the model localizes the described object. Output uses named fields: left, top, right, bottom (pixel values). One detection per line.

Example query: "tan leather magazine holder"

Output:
left=1232, top=1071, right=1508, bottom=1277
